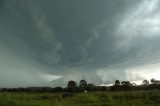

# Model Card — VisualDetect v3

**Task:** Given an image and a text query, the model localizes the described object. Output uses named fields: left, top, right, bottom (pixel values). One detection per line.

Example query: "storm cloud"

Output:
left=0, top=0, right=160, bottom=87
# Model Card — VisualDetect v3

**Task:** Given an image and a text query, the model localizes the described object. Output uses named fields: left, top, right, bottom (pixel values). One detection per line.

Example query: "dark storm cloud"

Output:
left=32, top=0, right=141, bottom=68
left=0, top=0, right=160, bottom=87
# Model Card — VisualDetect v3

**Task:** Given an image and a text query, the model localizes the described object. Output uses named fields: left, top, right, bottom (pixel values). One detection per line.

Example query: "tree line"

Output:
left=0, top=78, right=160, bottom=92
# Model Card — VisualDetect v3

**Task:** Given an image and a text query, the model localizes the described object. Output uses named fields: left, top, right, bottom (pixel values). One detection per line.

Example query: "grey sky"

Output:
left=0, top=0, right=160, bottom=87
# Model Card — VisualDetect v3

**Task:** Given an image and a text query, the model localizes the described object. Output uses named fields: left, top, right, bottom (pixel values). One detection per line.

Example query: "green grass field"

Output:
left=0, top=91, right=160, bottom=106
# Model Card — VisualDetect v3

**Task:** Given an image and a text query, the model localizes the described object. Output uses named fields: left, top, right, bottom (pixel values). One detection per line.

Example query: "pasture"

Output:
left=0, top=91, right=160, bottom=106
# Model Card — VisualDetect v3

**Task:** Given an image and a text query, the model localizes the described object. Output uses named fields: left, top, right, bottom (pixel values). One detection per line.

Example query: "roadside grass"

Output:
left=0, top=91, right=160, bottom=106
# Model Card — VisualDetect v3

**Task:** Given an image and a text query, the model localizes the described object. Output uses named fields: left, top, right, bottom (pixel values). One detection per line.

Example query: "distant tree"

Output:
left=79, top=80, right=87, bottom=91
left=143, top=80, right=149, bottom=86
left=149, top=78, right=160, bottom=90
left=86, top=83, right=95, bottom=91
left=101, top=86, right=107, bottom=91
left=67, top=80, right=77, bottom=92
left=110, top=80, right=121, bottom=91
left=54, top=86, right=63, bottom=92
left=131, top=83, right=137, bottom=86
left=156, top=80, right=160, bottom=85
left=121, top=81, right=131, bottom=91
left=115, top=80, right=120, bottom=85
left=151, top=78, right=156, bottom=84
left=151, top=78, right=160, bottom=85
left=121, top=81, right=131, bottom=86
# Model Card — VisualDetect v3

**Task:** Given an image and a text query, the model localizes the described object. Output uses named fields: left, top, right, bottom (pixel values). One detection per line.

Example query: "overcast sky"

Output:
left=0, top=0, right=160, bottom=87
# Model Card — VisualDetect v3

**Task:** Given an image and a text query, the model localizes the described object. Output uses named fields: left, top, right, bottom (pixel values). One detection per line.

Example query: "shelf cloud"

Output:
left=0, top=0, right=160, bottom=87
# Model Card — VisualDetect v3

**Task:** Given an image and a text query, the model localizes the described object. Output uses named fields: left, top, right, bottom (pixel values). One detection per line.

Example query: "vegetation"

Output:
left=0, top=91, right=160, bottom=106
left=1, top=79, right=160, bottom=106
left=1, top=79, right=160, bottom=92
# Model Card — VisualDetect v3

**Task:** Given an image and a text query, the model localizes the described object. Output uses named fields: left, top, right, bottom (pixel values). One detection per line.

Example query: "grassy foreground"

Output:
left=0, top=91, right=160, bottom=106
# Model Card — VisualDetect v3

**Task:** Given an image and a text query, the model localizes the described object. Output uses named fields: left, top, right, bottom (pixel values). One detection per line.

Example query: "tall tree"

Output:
left=151, top=78, right=160, bottom=85
left=67, top=80, right=77, bottom=92
left=143, top=80, right=149, bottom=86
left=115, top=80, right=120, bottom=85
left=87, top=83, right=95, bottom=91
left=79, top=80, right=87, bottom=91
left=121, top=81, right=131, bottom=91
left=121, top=81, right=131, bottom=86
left=151, top=78, right=156, bottom=84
